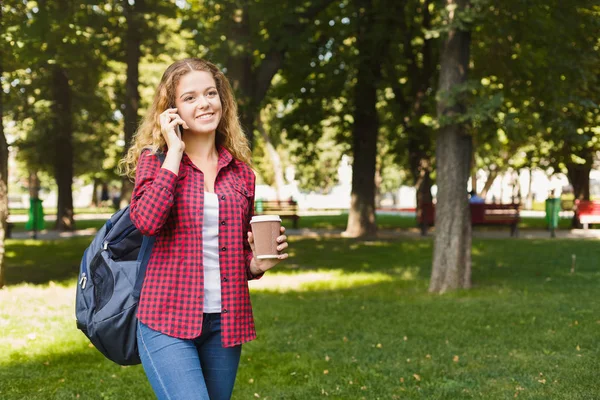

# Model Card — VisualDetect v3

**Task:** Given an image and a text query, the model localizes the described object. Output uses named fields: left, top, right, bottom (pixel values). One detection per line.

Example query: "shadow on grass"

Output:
left=282, top=236, right=600, bottom=291
left=10, top=219, right=105, bottom=233
left=285, top=236, right=434, bottom=280
left=470, top=239, right=600, bottom=288
left=4, top=237, right=90, bottom=286
left=5, top=233, right=599, bottom=292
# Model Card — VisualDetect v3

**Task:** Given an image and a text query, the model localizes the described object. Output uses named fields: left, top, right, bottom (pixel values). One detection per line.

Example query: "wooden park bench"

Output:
left=254, top=199, right=300, bottom=229
left=574, top=200, right=600, bottom=229
left=418, top=202, right=520, bottom=236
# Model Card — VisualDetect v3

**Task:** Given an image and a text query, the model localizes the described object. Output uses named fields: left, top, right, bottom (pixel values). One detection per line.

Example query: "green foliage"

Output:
left=468, top=1, right=600, bottom=176
left=4, top=1, right=115, bottom=182
left=2, top=0, right=599, bottom=207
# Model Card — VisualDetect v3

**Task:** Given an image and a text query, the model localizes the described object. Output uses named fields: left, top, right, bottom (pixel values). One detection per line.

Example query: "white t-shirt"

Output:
left=202, top=192, right=222, bottom=313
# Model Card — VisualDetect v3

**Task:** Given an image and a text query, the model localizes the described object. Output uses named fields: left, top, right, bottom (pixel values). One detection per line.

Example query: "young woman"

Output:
left=119, top=58, right=289, bottom=400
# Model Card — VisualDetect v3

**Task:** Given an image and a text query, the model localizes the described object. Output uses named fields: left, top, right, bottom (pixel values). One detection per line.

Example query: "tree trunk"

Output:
left=344, top=0, right=393, bottom=237
left=392, top=0, right=435, bottom=223
left=257, top=114, right=285, bottom=200
left=512, top=170, right=521, bottom=203
left=430, top=0, right=472, bottom=293
left=52, top=66, right=75, bottom=231
left=525, top=168, right=533, bottom=209
left=375, top=167, right=383, bottom=208
left=410, top=153, right=433, bottom=224
left=566, top=162, right=591, bottom=201
left=239, top=106, right=257, bottom=151
left=345, top=73, right=379, bottom=237
left=480, top=167, right=498, bottom=199
left=225, top=1, right=333, bottom=150
left=0, top=44, right=7, bottom=288
left=227, top=20, right=284, bottom=151
left=91, top=177, right=100, bottom=207
left=120, top=0, right=144, bottom=207
left=29, top=172, right=40, bottom=199
left=227, top=2, right=258, bottom=150
left=471, top=161, right=477, bottom=194
left=0, top=176, right=6, bottom=288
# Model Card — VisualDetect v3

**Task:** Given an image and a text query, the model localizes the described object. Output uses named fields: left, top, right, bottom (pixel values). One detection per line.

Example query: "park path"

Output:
left=7, top=225, right=600, bottom=241
left=288, top=227, right=600, bottom=240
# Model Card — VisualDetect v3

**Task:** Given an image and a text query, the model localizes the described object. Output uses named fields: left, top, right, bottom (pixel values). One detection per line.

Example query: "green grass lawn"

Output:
left=9, top=212, right=573, bottom=235
left=1, top=233, right=599, bottom=399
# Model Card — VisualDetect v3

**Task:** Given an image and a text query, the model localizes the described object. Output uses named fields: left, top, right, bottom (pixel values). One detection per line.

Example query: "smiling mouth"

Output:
left=197, top=113, right=214, bottom=120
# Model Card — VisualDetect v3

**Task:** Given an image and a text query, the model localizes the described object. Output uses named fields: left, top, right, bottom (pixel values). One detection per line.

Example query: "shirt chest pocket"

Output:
left=232, top=182, right=254, bottom=214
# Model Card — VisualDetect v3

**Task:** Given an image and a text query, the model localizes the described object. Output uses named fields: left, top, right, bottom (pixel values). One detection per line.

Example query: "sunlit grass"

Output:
left=1, top=281, right=78, bottom=359
left=250, top=270, right=394, bottom=292
left=0, top=280, right=154, bottom=399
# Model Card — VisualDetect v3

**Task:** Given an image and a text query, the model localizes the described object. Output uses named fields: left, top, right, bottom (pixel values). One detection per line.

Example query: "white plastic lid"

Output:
left=250, top=215, right=282, bottom=223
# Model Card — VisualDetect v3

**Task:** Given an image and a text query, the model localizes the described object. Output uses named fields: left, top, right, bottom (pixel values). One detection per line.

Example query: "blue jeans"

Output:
left=137, top=314, right=241, bottom=400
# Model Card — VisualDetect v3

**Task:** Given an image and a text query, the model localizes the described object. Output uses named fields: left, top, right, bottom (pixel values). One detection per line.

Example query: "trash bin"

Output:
left=545, top=198, right=561, bottom=237
left=255, top=198, right=264, bottom=214
left=26, top=198, right=45, bottom=238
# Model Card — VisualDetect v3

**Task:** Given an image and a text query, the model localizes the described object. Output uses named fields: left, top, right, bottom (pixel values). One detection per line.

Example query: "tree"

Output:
left=183, top=0, right=336, bottom=149
left=114, top=0, right=177, bottom=204
left=120, top=0, right=147, bottom=204
left=262, top=1, right=355, bottom=194
left=467, top=1, right=600, bottom=204
left=429, top=0, right=474, bottom=293
left=0, top=1, right=9, bottom=288
left=384, top=0, right=438, bottom=221
left=6, top=0, right=112, bottom=229
left=343, top=0, right=396, bottom=237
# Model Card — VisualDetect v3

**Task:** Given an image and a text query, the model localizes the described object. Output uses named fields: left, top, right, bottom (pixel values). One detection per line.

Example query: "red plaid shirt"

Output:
left=131, top=147, right=258, bottom=347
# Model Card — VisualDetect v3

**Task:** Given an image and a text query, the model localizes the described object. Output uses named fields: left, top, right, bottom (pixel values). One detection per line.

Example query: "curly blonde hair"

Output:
left=119, top=58, right=251, bottom=179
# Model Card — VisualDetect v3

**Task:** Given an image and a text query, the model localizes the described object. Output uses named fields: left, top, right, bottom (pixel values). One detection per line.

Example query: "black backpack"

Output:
left=75, top=153, right=163, bottom=365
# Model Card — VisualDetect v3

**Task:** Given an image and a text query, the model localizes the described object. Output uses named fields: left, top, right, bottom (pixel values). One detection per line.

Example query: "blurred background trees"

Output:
left=1, top=0, right=598, bottom=290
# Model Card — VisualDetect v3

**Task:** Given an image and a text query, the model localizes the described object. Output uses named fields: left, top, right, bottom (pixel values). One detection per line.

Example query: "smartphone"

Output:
left=169, top=105, right=184, bottom=136
left=173, top=109, right=184, bottom=136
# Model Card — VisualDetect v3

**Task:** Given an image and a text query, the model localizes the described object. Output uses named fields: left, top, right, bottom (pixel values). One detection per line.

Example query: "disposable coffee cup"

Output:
left=250, top=215, right=282, bottom=259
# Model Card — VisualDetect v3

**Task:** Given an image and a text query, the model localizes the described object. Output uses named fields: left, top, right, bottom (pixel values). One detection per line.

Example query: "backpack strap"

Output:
left=133, top=235, right=155, bottom=298
left=132, top=150, right=167, bottom=299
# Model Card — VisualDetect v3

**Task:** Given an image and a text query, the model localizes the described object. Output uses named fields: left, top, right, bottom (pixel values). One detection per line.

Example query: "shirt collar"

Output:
left=181, top=145, right=234, bottom=170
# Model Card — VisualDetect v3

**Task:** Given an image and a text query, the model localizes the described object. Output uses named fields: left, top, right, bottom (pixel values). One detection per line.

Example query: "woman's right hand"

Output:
left=159, top=108, right=189, bottom=154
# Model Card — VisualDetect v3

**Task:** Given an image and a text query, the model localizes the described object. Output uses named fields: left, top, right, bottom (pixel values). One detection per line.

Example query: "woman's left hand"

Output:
left=248, top=226, right=289, bottom=275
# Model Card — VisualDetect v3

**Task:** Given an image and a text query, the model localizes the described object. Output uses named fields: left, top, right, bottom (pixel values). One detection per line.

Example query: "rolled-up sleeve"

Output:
left=130, top=150, right=178, bottom=236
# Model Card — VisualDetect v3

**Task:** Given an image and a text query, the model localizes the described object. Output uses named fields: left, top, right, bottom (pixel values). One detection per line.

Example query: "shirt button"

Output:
left=221, top=246, right=226, bottom=251
left=221, top=195, right=226, bottom=200
left=223, top=308, right=228, bottom=314
left=223, top=277, right=228, bottom=282
left=221, top=220, right=226, bottom=226
left=244, top=190, right=248, bottom=195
